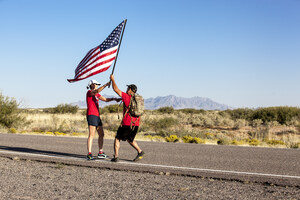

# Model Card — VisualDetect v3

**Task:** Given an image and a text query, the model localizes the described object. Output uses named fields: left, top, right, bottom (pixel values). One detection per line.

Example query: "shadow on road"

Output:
left=0, top=146, right=85, bottom=159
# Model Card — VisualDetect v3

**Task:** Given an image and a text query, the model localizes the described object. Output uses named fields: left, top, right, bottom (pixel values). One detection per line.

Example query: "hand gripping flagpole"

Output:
left=109, top=19, right=127, bottom=87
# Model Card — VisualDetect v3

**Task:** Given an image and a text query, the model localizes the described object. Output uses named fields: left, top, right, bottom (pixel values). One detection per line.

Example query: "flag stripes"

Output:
left=68, top=20, right=125, bottom=83
left=74, top=46, right=118, bottom=79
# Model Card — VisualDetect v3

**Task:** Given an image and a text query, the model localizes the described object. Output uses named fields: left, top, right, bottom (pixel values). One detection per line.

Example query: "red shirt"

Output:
left=122, top=92, right=140, bottom=126
left=86, top=90, right=101, bottom=116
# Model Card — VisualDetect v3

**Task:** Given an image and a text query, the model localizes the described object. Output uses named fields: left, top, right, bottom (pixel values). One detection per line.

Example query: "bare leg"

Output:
left=97, top=126, right=104, bottom=152
left=87, top=125, right=96, bottom=153
left=127, top=140, right=142, bottom=153
left=114, top=138, right=120, bottom=158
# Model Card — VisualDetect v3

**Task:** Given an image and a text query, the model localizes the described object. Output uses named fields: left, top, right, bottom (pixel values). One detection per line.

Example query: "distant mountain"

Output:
left=144, top=95, right=232, bottom=110
left=72, top=94, right=232, bottom=110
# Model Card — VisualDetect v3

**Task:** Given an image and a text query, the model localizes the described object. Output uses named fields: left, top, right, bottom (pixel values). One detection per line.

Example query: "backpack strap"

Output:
left=119, top=95, right=132, bottom=127
left=119, top=94, right=139, bottom=130
left=130, top=116, right=139, bottom=130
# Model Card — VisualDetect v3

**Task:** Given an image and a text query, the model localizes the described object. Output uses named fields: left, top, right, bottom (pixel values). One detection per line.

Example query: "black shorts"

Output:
left=87, top=115, right=103, bottom=127
left=116, top=126, right=139, bottom=142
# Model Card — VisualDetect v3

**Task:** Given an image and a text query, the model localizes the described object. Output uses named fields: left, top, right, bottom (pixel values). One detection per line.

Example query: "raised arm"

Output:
left=99, top=96, right=122, bottom=102
left=110, top=74, right=122, bottom=97
left=91, top=81, right=110, bottom=96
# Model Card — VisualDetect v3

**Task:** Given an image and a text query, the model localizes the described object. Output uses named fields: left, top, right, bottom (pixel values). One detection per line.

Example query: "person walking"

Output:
left=86, top=79, right=119, bottom=160
left=109, top=74, right=145, bottom=162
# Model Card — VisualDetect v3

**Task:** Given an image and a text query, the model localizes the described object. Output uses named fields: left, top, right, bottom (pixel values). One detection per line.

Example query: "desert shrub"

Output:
left=285, top=141, right=300, bottom=149
left=205, top=132, right=215, bottom=140
left=56, top=119, right=71, bottom=133
left=143, top=134, right=166, bottom=142
left=105, top=123, right=119, bottom=132
left=182, top=136, right=204, bottom=144
left=101, top=104, right=121, bottom=114
left=71, top=132, right=85, bottom=137
left=187, top=111, right=235, bottom=128
left=251, top=108, right=278, bottom=124
left=0, top=92, right=26, bottom=128
left=182, top=136, right=193, bottom=143
left=222, top=118, right=235, bottom=127
left=188, top=113, right=214, bottom=128
left=178, top=108, right=206, bottom=114
left=144, top=135, right=153, bottom=140
left=249, top=139, right=260, bottom=146
left=138, top=115, right=155, bottom=132
left=44, top=104, right=79, bottom=114
left=217, top=138, right=231, bottom=145
left=214, top=116, right=224, bottom=127
left=193, top=137, right=205, bottom=144
left=9, top=128, right=17, bottom=133
left=231, top=140, right=247, bottom=145
left=248, top=128, right=269, bottom=140
left=289, top=143, right=300, bottom=149
left=234, top=119, right=248, bottom=129
left=286, top=117, right=299, bottom=126
left=282, top=134, right=300, bottom=148
left=266, top=139, right=285, bottom=146
left=203, top=117, right=214, bottom=128
left=79, top=109, right=87, bottom=116
left=266, top=121, right=279, bottom=128
left=222, top=107, right=300, bottom=125
left=170, top=128, right=202, bottom=138
left=221, top=108, right=254, bottom=121
left=152, top=136, right=165, bottom=142
left=165, top=135, right=179, bottom=143
left=231, top=140, right=238, bottom=145
left=157, top=106, right=174, bottom=114
left=189, top=116, right=204, bottom=127
left=54, top=131, right=66, bottom=136
left=251, top=106, right=300, bottom=125
left=101, top=114, right=120, bottom=132
left=151, top=117, right=178, bottom=135
left=251, top=119, right=263, bottom=127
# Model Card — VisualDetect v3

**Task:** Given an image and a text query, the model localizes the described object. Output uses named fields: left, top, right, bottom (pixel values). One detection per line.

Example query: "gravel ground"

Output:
left=0, top=157, right=299, bottom=200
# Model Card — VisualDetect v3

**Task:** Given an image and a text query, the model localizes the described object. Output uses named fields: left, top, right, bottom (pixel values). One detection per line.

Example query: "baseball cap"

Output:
left=127, top=84, right=137, bottom=93
left=87, top=80, right=101, bottom=88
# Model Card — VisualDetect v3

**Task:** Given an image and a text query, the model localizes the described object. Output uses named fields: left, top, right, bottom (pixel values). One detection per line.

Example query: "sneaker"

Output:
left=111, top=157, right=119, bottom=162
left=97, top=152, right=109, bottom=159
left=86, top=153, right=94, bottom=160
left=133, top=151, right=145, bottom=162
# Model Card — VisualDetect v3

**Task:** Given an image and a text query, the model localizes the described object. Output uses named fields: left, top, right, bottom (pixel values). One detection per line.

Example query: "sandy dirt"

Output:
left=0, top=157, right=299, bottom=200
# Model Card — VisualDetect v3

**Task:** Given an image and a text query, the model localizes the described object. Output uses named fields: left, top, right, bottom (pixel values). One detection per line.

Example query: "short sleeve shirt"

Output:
left=86, top=90, right=101, bottom=116
left=122, top=92, right=140, bottom=126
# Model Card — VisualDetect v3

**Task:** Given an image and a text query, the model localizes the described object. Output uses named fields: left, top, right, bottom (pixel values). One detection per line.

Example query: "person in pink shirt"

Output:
left=86, top=80, right=120, bottom=160
left=109, top=74, right=145, bottom=162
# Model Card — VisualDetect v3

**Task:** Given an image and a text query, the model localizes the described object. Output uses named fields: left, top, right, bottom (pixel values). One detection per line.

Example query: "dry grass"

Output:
left=2, top=110, right=299, bottom=148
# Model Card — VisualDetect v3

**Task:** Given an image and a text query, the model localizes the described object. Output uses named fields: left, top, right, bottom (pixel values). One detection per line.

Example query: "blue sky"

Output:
left=0, top=0, right=299, bottom=108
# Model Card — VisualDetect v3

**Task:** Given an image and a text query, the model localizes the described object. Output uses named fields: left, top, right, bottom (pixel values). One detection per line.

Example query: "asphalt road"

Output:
left=0, top=133, right=299, bottom=187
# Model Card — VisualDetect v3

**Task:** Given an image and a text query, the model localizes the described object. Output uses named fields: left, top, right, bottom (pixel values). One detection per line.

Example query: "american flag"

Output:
left=68, top=20, right=125, bottom=82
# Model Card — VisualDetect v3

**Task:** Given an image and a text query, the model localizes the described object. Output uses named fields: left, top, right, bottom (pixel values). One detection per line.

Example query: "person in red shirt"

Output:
left=86, top=79, right=120, bottom=160
left=109, top=74, right=145, bottom=162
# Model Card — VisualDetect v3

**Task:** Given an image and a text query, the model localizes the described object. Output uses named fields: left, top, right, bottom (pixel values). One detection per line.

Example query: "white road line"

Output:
left=118, top=161, right=300, bottom=179
left=0, top=150, right=83, bottom=160
left=1, top=150, right=300, bottom=179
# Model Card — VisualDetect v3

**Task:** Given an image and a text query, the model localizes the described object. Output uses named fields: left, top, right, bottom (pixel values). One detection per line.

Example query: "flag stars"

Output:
left=98, top=21, right=124, bottom=52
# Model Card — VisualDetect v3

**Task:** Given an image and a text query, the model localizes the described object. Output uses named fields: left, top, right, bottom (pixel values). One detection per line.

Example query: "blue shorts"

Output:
left=87, top=115, right=103, bottom=127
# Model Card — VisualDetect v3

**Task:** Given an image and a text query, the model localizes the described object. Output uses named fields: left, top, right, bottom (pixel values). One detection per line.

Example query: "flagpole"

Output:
left=108, top=19, right=127, bottom=87
left=111, top=19, right=127, bottom=75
